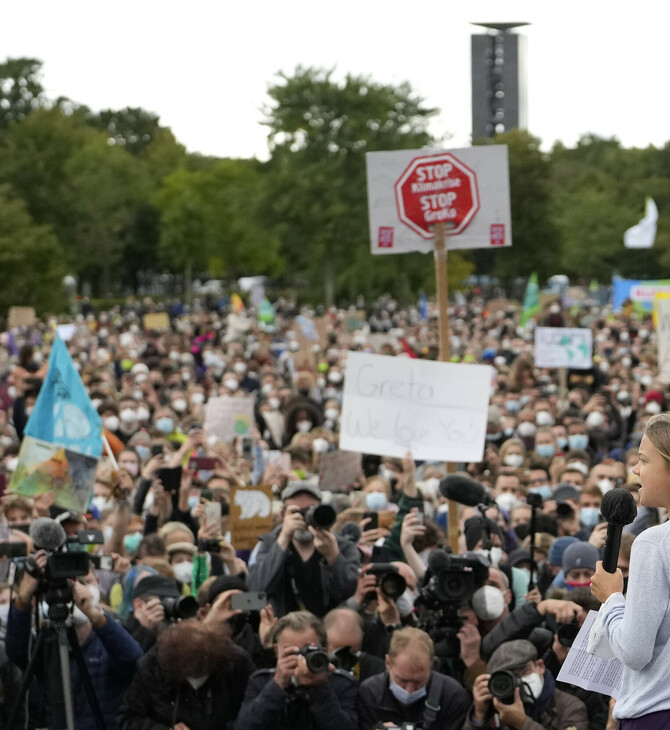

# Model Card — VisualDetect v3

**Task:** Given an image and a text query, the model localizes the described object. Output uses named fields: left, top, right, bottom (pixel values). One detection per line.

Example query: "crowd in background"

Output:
left=0, top=290, right=660, bottom=730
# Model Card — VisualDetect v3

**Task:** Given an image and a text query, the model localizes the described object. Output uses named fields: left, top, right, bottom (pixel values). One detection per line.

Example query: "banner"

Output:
left=612, top=278, right=670, bottom=313
left=339, top=352, right=492, bottom=461
left=205, top=396, right=254, bottom=442
left=535, top=327, right=593, bottom=370
left=655, top=293, right=670, bottom=384
left=230, top=484, right=274, bottom=550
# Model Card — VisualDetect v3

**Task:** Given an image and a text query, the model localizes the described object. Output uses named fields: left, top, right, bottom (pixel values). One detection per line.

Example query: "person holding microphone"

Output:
left=591, top=413, right=670, bottom=728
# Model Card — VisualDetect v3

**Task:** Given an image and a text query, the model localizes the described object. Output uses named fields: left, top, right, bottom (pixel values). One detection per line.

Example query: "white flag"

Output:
left=624, top=197, right=658, bottom=249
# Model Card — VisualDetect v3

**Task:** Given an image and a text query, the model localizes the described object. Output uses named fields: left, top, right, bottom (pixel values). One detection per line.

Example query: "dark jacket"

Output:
left=481, top=602, right=544, bottom=660
left=358, top=670, right=469, bottom=730
left=119, top=643, right=254, bottom=730
left=248, top=526, right=360, bottom=618
left=234, top=667, right=357, bottom=730
left=6, top=603, right=142, bottom=730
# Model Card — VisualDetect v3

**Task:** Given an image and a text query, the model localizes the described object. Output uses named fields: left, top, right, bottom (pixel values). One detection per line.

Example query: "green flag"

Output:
left=520, top=272, right=540, bottom=326
left=258, top=297, right=275, bottom=324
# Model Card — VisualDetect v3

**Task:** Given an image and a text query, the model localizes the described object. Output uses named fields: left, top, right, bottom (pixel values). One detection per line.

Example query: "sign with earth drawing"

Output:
left=534, top=327, right=593, bottom=370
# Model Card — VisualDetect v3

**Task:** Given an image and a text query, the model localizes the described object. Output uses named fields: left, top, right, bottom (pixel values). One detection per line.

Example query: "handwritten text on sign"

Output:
left=339, top=353, right=492, bottom=461
left=534, top=327, right=593, bottom=370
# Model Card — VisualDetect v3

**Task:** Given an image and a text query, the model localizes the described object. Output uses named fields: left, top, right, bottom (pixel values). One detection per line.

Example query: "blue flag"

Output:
left=25, top=336, right=102, bottom=457
left=419, top=293, right=428, bottom=321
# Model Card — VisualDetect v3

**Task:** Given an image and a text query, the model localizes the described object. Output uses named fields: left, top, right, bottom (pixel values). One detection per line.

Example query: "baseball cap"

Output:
left=551, top=483, right=581, bottom=503
left=281, top=480, right=322, bottom=502
left=487, top=639, right=537, bottom=674
left=562, top=541, right=599, bottom=574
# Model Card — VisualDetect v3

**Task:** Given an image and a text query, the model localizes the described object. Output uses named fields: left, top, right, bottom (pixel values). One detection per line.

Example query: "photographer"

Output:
left=358, top=626, right=469, bottom=730
left=234, top=610, right=357, bottom=730
left=123, top=573, right=183, bottom=652
left=247, top=482, right=359, bottom=618
left=6, top=553, right=143, bottom=730
left=324, top=607, right=385, bottom=681
left=464, top=639, right=587, bottom=730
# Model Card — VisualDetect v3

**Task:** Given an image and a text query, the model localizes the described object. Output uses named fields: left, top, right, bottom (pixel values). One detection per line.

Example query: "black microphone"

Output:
left=339, top=522, right=362, bottom=543
left=29, top=517, right=67, bottom=551
left=427, top=548, right=450, bottom=574
left=439, top=474, right=495, bottom=507
left=600, top=488, right=637, bottom=574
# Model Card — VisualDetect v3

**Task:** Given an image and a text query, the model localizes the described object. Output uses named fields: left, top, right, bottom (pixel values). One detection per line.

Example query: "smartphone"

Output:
left=204, top=500, right=222, bottom=527
left=362, top=511, right=378, bottom=530
left=241, top=436, right=254, bottom=461
left=156, top=466, right=183, bottom=511
left=151, top=443, right=164, bottom=458
left=230, top=591, right=268, bottom=612
left=90, top=554, right=114, bottom=571
left=0, top=542, right=27, bottom=558
left=415, top=511, right=425, bottom=526
left=189, top=456, right=217, bottom=471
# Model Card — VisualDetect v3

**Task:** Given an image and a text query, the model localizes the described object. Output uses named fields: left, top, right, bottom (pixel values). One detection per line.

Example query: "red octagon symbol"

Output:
left=394, top=153, right=480, bottom=239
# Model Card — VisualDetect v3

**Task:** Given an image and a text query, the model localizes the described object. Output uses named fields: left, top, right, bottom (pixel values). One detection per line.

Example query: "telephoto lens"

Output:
left=161, top=595, right=198, bottom=621
left=367, top=563, right=407, bottom=600
left=302, top=504, right=337, bottom=530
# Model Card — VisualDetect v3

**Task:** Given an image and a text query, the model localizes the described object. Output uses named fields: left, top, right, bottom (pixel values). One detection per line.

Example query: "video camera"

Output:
left=420, top=550, right=489, bottom=605
left=298, top=504, right=336, bottom=530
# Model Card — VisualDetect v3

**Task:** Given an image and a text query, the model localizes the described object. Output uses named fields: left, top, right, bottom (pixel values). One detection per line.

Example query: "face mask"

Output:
left=395, top=588, right=417, bottom=618
left=103, top=416, right=119, bottom=432
left=646, top=401, right=662, bottom=415
left=0, top=603, right=9, bottom=628
left=120, top=408, right=138, bottom=424
left=586, top=411, right=605, bottom=428
left=557, top=437, right=568, bottom=450
left=268, top=397, right=281, bottom=410
left=506, top=401, right=521, bottom=413
left=188, top=495, right=200, bottom=510
left=71, top=604, right=89, bottom=626
left=568, top=434, right=588, bottom=451
left=173, top=561, right=194, bottom=584
left=135, top=445, right=150, bottom=461
left=388, top=680, right=427, bottom=706
left=496, top=493, right=520, bottom=513
left=597, top=478, right=614, bottom=494
left=233, top=362, right=247, bottom=375
left=535, top=411, right=554, bottom=427
left=296, top=420, right=312, bottom=433
left=522, top=671, right=544, bottom=702
left=517, top=422, right=536, bottom=438
left=580, top=507, right=601, bottom=528
left=92, top=496, right=113, bottom=514
left=103, top=525, right=114, bottom=542
left=5, top=457, right=18, bottom=472
left=566, top=580, right=592, bottom=589
left=504, top=454, right=524, bottom=468
left=325, top=408, right=339, bottom=421
left=124, top=531, right=142, bottom=554
left=91, top=398, right=103, bottom=410
left=528, top=485, right=552, bottom=502
left=502, top=427, right=515, bottom=439
left=137, top=407, right=150, bottom=421
left=190, top=393, right=205, bottom=406
left=641, top=375, right=654, bottom=388
left=471, top=585, right=506, bottom=621
left=365, top=491, right=388, bottom=511
left=312, top=438, right=330, bottom=454
left=223, top=378, right=239, bottom=391
left=155, top=417, right=174, bottom=434
left=621, top=357, right=632, bottom=368
left=262, top=383, right=273, bottom=396
left=328, top=371, right=342, bottom=384
left=172, top=399, right=187, bottom=413
left=536, top=444, right=555, bottom=459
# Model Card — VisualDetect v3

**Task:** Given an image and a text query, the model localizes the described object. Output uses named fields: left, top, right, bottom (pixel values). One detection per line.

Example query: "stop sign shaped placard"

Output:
left=394, top=153, right=480, bottom=239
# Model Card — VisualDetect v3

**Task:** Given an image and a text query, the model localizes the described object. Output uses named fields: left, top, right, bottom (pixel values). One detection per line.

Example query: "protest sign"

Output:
left=230, top=484, right=274, bottom=550
left=205, top=396, right=254, bottom=442
left=8, top=307, right=36, bottom=329
left=535, top=327, right=593, bottom=370
left=291, top=348, right=316, bottom=372
left=655, top=293, right=670, bottom=384
left=613, top=278, right=670, bottom=313
left=55, top=323, right=77, bottom=342
left=318, top=450, right=362, bottom=492
left=142, top=312, right=170, bottom=331
left=366, top=145, right=511, bottom=254
left=339, top=352, right=492, bottom=461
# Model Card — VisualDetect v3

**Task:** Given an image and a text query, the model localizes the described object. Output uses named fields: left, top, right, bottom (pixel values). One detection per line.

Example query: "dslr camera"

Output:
left=488, top=670, right=532, bottom=705
left=160, top=595, right=198, bottom=621
left=298, top=504, right=336, bottom=530
left=295, top=643, right=330, bottom=674
left=365, top=563, right=407, bottom=601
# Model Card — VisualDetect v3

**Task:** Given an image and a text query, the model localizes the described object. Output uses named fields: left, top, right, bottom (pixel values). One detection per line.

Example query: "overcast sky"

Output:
left=3, top=1, right=669, bottom=159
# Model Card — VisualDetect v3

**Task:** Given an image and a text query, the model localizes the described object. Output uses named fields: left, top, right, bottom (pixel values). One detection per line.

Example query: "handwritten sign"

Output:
left=230, top=484, right=274, bottom=550
left=318, top=450, right=362, bottom=492
left=205, top=396, right=254, bottom=442
left=535, top=327, right=593, bottom=370
left=339, top=352, right=492, bottom=461
left=8, top=306, right=36, bottom=329
left=655, top=294, right=670, bottom=383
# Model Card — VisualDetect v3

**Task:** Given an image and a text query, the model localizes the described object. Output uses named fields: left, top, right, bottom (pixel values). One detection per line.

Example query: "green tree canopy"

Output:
left=0, top=57, right=47, bottom=132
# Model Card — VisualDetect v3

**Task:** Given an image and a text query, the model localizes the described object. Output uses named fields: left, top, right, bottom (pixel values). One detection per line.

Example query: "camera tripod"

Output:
left=7, top=604, right=107, bottom=730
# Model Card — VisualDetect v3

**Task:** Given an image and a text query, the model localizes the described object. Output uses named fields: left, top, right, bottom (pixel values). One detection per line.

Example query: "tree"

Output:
left=87, top=106, right=163, bottom=155
left=0, top=185, right=66, bottom=313
left=261, top=67, right=445, bottom=304
left=0, top=57, right=47, bottom=132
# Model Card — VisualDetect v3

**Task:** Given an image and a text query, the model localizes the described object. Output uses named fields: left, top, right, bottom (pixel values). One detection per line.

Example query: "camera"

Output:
left=298, top=504, right=336, bottom=530
left=295, top=643, right=330, bottom=674
left=488, top=669, right=532, bottom=704
left=422, top=551, right=489, bottom=604
left=160, top=595, right=198, bottom=621
left=329, top=646, right=359, bottom=673
left=198, top=537, right=222, bottom=553
left=366, top=563, right=407, bottom=600
left=556, top=502, right=575, bottom=519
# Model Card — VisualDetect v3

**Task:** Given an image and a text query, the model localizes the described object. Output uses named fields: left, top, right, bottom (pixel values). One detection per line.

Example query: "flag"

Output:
left=231, top=293, right=245, bottom=313
left=25, top=336, right=102, bottom=457
left=258, top=298, right=275, bottom=324
left=520, top=272, right=540, bottom=326
left=624, top=198, right=658, bottom=249
left=419, top=293, right=428, bottom=321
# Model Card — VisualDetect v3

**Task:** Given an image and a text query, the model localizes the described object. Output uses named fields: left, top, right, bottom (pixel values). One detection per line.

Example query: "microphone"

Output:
left=439, top=474, right=495, bottom=507
left=600, top=488, right=637, bottom=574
left=29, top=517, right=67, bottom=551
left=427, top=548, right=450, bottom=574
left=339, top=522, right=362, bottom=543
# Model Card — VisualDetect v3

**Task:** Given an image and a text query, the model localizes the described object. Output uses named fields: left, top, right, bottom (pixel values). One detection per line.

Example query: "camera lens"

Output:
left=488, top=670, right=518, bottom=704
left=161, top=595, right=198, bottom=620
left=305, top=504, right=336, bottom=530
left=379, top=571, right=407, bottom=600
left=299, top=644, right=330, bottom=674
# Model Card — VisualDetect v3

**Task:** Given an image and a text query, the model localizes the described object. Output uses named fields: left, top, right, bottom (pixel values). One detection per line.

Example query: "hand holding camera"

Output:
left=293, top=644, right=333, bottom=687
left=278, top=505, right=307, bottom=548
left=134, top=596, right=165, bottom=630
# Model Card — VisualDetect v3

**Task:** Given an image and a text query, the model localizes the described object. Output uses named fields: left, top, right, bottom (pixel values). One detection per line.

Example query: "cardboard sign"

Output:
left=655, top=293, right=670, bottom=384
left=8, top=307, right=36, bottom=329
left=205, top=396, right=254, bottom=442
left=535, top=327, right=593, bottom=370
left=339, top=352, right=492, bottom=461
left=318, top=450, right=362, bottom=492
left=291, top=348, right=316, bottom=372
left=142, top=312, right=170, bottom=331
left=230, top=484, right=274, bottom=550
left=366, top=145, right=511, bottom=254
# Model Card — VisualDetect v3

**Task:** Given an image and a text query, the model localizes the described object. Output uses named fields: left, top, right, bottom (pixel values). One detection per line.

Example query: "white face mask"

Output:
left=0, top=603, right=10, bottom=628
left=496, top=493, right=520, bottom=513
left=535, top=410, right=554, bottom=427
left=471, top=585, right=506, bottom=621
left=173, top=561, right=194, bottom=584
left=190, top=393, right=205, bottom=406
left=312, top=438, right=330, bottom=454
left=172, top=399, right=187, bottom=413
left=586, top=411, right=605, bottom=428
left=504, top=454, right=524, bottom=468
left=522, top=671, right=544, bottom=702
left=517, top=422, right=536, bottom=438
left=103, top=416, right=119, bottom=432
left=296, top=420, right=312, bottom=433
left=646, top=401, right=662, bottom=415
left=223, top=378, right=239, bottom=391
left=325, top=408, right=339, bottom=421
left=268, top=397, right=280, bottom=410
left=395, top=588, right=418, bottom=618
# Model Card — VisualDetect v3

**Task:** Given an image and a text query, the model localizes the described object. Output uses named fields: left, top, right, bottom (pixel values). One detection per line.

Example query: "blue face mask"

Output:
left=580, top=507, right=601, bottom=529
left=568, top=434, right=588, bottom=451
left=389, top=680, right=427, bottom=705
left=506, top=401, right=521, bottom=413
left=188, top=495, right=200, bottom=511
left=528, top=485, right=552, bottom=502
left=155, top=417, right=174, bottom=434
left=557, top=437, right=568, bottom=450
left=124, top=532, right=142, bottom=554
left=536, top=444, right=555, bottom=459
left=365, top=491, right=388, bottom=511
left=135, top=445, right=150, bottom=461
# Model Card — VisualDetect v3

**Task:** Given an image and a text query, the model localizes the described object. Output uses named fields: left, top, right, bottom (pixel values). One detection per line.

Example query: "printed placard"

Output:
left=535, top=327, right=593, bottom=370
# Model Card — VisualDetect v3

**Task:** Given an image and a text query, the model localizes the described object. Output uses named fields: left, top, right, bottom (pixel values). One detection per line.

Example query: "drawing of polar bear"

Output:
left=235, top=490, right=272, bottom=519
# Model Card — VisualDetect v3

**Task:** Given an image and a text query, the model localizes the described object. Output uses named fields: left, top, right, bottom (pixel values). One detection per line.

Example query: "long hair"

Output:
left=645, top=413, right=670, bottom=465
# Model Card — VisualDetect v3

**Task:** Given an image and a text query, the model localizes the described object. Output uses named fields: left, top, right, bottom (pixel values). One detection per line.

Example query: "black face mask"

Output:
left=514, top=523, right=530, bottom=541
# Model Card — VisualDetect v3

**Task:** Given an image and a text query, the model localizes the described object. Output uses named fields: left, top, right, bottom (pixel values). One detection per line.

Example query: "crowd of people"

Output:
left=0, top=291, right=664, bottom=730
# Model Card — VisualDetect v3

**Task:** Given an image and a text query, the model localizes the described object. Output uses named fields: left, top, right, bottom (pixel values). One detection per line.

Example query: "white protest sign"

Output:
left=366, top=145, right=511, bottom=255
left=655, top=294, right=670, bottom=384
left=339, top=352, right=492, bottom=461
left=205, top=396, right=254, bottom=442
left=534, top=327, right=593, bottom=370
